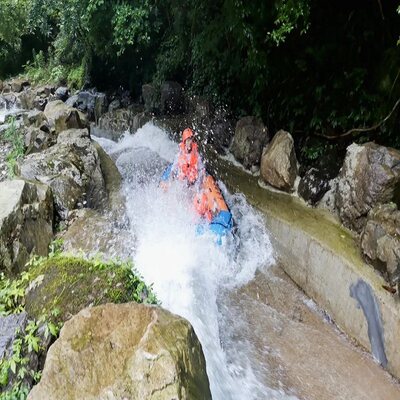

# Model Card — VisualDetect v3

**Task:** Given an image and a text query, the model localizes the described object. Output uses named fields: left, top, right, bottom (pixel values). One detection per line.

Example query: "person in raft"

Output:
left=169, top=127, right=205, bottom=189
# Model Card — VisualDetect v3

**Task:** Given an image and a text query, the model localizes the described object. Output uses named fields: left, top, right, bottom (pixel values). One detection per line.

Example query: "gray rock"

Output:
left=24, top=127, right=56, bottom=155
left=10, top=79, right=30, bottom=93
left=2, top=83, right=11, bottom=94
left=94, top=107, right=146, bottom=141
left=44, top=100, right=88, bottom=134
left=94, top=93, right=108, bottom=123
left=17, top=89, right=36, bottom=109
left=361, top=203, right=400, bottom=286
left=107, top=99, right=121, bottom=113
left=260, top=130, right=298, bottom=191
left=336, top=143, right=400, bottom=232
left=28, top=303, right=211, bottom=400
left=298, top=167, right=331, bottom=204
left=160, top=81, right=184, bottom=114
left=18, top=129, right=106, bottom=219
left=65, top=94, right=78, bottom=108
left=54, top=86, right=69, bottom=102
left=231, top=116, right=269, bottom=169
left=0, top=180, right=53, bottom=275
left=35, top=85, right=55, bottom=98
left=209, top=109, right=234, bottom=153
left=142, top=83, right=159, bottom=113
left=23, top=110, right=47, bottom=128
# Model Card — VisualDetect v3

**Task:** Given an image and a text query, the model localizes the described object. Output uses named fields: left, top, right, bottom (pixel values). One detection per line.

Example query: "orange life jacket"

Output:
left=194, top=175, right=228, bottom=221
left=177, top=142, right=200, bottom=185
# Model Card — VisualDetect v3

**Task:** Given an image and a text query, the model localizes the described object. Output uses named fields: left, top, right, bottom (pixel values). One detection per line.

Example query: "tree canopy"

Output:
left=1, top=0, right=400, bottom=151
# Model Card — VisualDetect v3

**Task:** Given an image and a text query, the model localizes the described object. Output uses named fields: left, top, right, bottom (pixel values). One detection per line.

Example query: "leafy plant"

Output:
left=0, top=272, right=30, bottom=316
left=3, top=117, right=24, bottom=178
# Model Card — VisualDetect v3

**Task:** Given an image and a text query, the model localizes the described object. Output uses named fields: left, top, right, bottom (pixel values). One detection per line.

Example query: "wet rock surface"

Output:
left=260, top=130, right=298, bottom=191
left=231, top=116, right=269, bottom=169
left=223, top=265, right=400, bottom=400
left=0, top=180, right=53, bottom=275
left=28, top=303, right=212, bottom=400
left=336, top=143, right=400, bottom=232
left=361, top=203, right=400, bottom=286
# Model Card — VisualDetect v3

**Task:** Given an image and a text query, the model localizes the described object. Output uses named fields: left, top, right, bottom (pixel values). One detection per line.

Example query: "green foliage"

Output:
left=0, top=319, right=46, bottom=400
left=0, top=272, right=30, bottom=316
left=3, top=117, right=24, bottom=178
left=2, top=0, right=400, bottom=149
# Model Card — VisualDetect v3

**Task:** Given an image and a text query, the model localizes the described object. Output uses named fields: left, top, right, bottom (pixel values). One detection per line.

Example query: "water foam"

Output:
left=97, top=122, right=296, bottom=400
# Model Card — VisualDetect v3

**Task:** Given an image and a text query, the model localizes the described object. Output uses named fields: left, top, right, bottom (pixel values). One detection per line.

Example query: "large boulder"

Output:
left=76, top=91, right=108, bottom=122
left=160, top=81, right=184, bottom=114
left=230, top=116, right=269, bottom=169
left=24, top=255, right=156, bottom=323
left=44, top=100, right=88, bottom=134
left=17, top=129, right=106, bottom=219
left=54, top=86, right=69, bottom=102
left=0, top=180, right=53, bottom=275
left=361, top=203, right=400, bottom=286
left=260, top=130, right=298, bottom=191
left=336, top=143, right=400, bottom=232
left=28, top=303, right=211, bottom=400
left=93, top=107, right=149, bottom=141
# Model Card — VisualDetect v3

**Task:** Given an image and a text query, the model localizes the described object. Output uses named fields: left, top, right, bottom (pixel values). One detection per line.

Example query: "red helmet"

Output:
left=182, top=128, right=194, bottom=143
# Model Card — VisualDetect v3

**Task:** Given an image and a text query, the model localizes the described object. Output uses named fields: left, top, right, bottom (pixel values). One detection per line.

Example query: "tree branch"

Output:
left=314, top=97, right=400, bottom=140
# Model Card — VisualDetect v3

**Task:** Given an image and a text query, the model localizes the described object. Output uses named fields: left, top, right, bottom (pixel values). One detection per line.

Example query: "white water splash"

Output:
left=96, top=122, right=297, bottom=400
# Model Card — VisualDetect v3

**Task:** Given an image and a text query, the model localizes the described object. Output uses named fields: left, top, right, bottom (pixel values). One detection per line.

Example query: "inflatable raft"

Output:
left=161, top=164, right=233, bottom=244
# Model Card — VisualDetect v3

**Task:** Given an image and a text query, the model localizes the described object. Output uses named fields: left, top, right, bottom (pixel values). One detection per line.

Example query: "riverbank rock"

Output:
left=260, top=130, right=298, bottom=191
left=361, top=203, right=400, bottom=286
left=10, top=79, right=30, bottom=93
left=298, top=167, right=331, bottom=204
left=0, top=180, right=53, bottom=275
left=161, top=81, right=184, bottom=114
left=142, top=83, right=159, bottom=113
left=93, top=107, right=150, bottom=141
left=24, top=255, right=155, bottom=323
left=76, top=91, right=108, bottom=123
left=336, top=143, right=400, bottom=232
left=231, top=116, right=268, bottom=169
left=44, top=100, right=88, bottom=134
left=17, top=128, right=105, bottom=219
left=28, top=303, right=211, bottom=400
left=54, top=86, right=69, bottom=102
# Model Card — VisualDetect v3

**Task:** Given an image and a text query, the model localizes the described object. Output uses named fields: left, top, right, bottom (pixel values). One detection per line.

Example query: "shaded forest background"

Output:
left=1, top=0, right=400, bottom=158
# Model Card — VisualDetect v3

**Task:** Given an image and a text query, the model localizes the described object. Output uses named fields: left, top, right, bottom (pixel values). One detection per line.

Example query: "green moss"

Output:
left=24, top=254, right=158, bottom=324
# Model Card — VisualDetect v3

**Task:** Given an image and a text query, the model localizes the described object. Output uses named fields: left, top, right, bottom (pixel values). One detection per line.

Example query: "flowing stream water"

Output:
left=96, top=123, right=297, bottom=399
left=95, top=123, right=400, bottom=400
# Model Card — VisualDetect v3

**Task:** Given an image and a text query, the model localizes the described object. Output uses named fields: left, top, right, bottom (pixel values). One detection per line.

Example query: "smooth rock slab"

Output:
left=28, top=303, right=211, bottom=400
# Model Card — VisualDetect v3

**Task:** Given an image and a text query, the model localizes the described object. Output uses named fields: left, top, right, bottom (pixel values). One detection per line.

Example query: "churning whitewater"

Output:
left=96, top=123, right=297, bottom=400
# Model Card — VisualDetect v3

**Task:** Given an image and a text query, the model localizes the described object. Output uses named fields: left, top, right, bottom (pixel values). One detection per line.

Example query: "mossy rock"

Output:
left=23, top=255, right=157, bottom=324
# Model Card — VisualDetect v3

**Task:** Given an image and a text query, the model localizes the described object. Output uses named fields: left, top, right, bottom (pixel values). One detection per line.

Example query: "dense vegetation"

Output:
left=1, top=0, right=400, bottom=151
